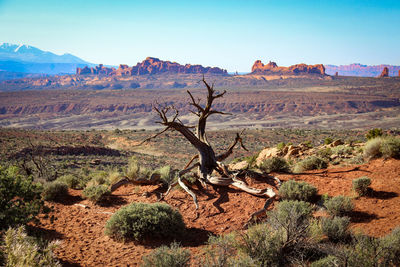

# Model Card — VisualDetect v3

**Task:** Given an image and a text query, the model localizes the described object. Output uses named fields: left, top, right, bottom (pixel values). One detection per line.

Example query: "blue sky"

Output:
left=0, top=0, right=399, bottom=72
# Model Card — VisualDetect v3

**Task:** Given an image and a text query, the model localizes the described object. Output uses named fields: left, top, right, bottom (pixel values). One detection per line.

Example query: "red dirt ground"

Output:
left=35, top=158, right=400, bottom=266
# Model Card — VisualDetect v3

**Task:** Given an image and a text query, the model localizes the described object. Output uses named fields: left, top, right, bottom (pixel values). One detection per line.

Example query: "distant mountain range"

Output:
left=1, top=43, right=400, bottom=81
left=0, top=43, right=93, bottom=78
left=325, top=63, right=400, bottom=77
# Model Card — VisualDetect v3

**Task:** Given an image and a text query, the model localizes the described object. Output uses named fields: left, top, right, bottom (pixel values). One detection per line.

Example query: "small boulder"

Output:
left=329, top=139, right=343, bottom=147
left=229, top=161, right=249, bottom=171
left=256, top=147, right=280, bottom=166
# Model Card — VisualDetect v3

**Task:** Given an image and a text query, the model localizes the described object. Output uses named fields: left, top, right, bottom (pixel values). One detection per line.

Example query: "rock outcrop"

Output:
left=379, top=67, right=389, bottom=78
left=77, top=57, right=227, bottom=76
left=251, top=60, right=325, bottom=75
left=76, top=64, right=115, bottom=75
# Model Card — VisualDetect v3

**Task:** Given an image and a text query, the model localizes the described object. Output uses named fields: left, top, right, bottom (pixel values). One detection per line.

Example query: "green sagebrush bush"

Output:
left=324, top=195, right=354, bottom=216
left=56, top=174, right=81, bottom=189
left=293, top=156, right=327, bottom=173
left=125, top=157, right=152, bottom=181
left=236, top=224, right=283, bottom=266
left=105, top=202, right=185, bottom=242
left=321, top=216, right=350, bottom=242
left=42, top=181, right=68, bottom=201
left=82, top=184, right=110, bottom=204
left=259, top=157, right=289, bottom=173
left=268, top=200, right=313, bottom=240
left=141, top=242, right=190, bottom=267
left=310, top=255, right=340, bottom=267
left=352, top=176, right=371, bottom=196
left=380, top=136, right=400, bottom=159
left=2, top=226, right=60, bottom=267
left=201, top=233, right=257, bottom=267
left=363, top=137, right=383, bottom=159
left=364, top=136, right=400, bottom=160
left=278, top=180, right=317, bottom=202
left=0, top=166, right=43, bottom=230
left=365, top=128, right=383, bottom=140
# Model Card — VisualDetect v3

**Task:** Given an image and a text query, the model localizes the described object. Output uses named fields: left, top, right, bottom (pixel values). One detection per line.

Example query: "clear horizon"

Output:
left=1, top=0, right=399, bottom=72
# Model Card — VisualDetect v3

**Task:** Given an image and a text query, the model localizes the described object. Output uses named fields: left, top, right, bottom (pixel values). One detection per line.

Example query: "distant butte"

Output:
left=379, top=67, right=389, bottom=78
left=251, top=60, right=325, bottom=75
left=76, top=57, right=227, bottom=76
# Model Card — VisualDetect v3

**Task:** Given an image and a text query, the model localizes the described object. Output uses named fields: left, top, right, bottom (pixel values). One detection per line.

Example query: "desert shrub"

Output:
left=316, top=147, right=332, bottom=160
left=347, top=154, right=364, bottom=165
left=276, top=142, right=286, bottom=151
left=56, top=174, right=80, bottom=189
left=42, top=181, right=68, bottom=201
left=331, top=145, right=353, bottom=156
left=324, top=137, right=333, bottom=145
left=125, top=157, right=152, bottom=181
left=236, top=223, right=283, bottom=266
left=352, top=176, right=371, bottom=196
left=155, top=165, right=176, bottom=186
left=86, top=171, right=109, bottom=187
left=200, top=234, right=239, bottom=267
left=244, top=154, right=258, bottom=167
left=310, top=255, right=340, bottom=267
left=380, top=227, right=400, bottom=266
left=293, top=156, right=327, bottom=173
left=107, top=169, right=123, bottom=185
left=141, top=242, right=190, bottom=267
left=321, top=216, right=350, bottom=242
left=259, top=157, right=289, bottom=173
left=346, top=233, right=386, bottom=267
left=105, top=202, right=185, bottom=242
left=82, top=184, right=110, bottom=204
left=3, top=226, right=60, bottom=267
left=268, top=200, right=312, bottom=242
left=324, top=196, right=354, bottom=216
left=365, top=128, right=383, bottom=140
left=380, top=136, right=400, bottom=159
left=278, top=180, right=317, bottom=202
left=0, top=166, right=43, bottom=229
left=363, top=137, right=383, bottom=159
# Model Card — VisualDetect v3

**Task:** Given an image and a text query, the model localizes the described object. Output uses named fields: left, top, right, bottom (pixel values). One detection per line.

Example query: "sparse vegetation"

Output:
left=321, top=216, right=351, bottom=242
left=0, top=166, right=43, bottom=230
left=380, top=136, right=400, bottom=159
left=293, top=156, right=327, bottom=173
left=259, top=157, right=289, bottom=173
left=352, top=176, right=371, bottom=196
left=42, top=181, right=68, bottom=201
left=82, top=184, right=110, bottom=204
left=141, top=242, right=190, bottom=267
left=56, top=174, right=81, bottom=189
left=324, top=195, right=354, bottom=216
left=2, top=226, right=61, bottom=267
left=366, top=128, right=383, bottom=140
left=105, top=202, right=185, bottom=242
left=278, top=180, right=317, bottom=202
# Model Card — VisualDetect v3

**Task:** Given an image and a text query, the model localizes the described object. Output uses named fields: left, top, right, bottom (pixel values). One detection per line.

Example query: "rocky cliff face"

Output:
left=251, top=60, right=325, bottom=75
left=77, top=57, right=227, bottom=76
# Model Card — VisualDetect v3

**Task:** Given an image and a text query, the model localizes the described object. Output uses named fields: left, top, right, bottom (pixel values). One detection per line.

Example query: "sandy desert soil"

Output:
left=33, top=158, right=400, bottom=266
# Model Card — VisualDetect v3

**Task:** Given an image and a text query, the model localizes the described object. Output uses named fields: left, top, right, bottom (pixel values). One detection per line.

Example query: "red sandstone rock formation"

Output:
left=77, top=57, right=227, bottom=76
left=251, top=60, right=325, bottom=75
left=379, top=67, right=389, bottom=78
left=76, top=64, right=115, bottom=75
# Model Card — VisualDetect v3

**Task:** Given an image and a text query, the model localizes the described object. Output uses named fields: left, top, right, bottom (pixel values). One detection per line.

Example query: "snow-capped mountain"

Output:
left=0, top=43, right=89, bottom=64
left=0, top=43, right=93, bottom=76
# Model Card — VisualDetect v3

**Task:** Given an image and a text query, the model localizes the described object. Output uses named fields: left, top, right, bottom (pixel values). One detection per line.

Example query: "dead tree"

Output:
left=133, top=78, right=279, bottom=211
